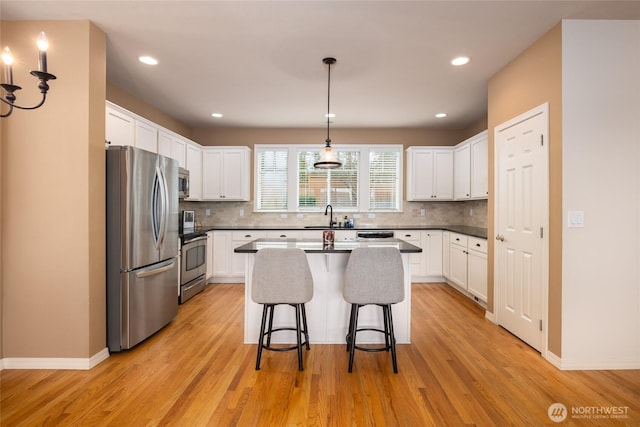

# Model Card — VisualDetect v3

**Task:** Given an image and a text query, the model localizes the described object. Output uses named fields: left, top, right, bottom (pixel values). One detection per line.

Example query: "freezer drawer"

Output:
left=108, top=258, right=179, bottom=352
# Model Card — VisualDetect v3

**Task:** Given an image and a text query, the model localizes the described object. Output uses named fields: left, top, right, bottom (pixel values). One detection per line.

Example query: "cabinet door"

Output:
left=134, top=121, right=158, bottom=153
left=106, top=106, right=134, bottom=147
left=202, top=150, right=223, bottom=200
left=186, top=144, right=202, bottom=200
left=470, top=133, right=488, bottom=198
left=424, top=231, right=443, bottom=276
left=442, top=231, right=450, bottom=278
left=206, top=232, right=214, bottom=281
left=449, top=243, right=468, bottom=289
left=171, top=138, right=187, bottom=168
left=406, top=149, right=434, bottom=200
left=212, top=232, right=231, bottom=276
left=433, top=150, right=454, bottom=199
left=454, top=144, right=471, bottom=200
left=158, top=131, right=172, bottom=158
left=222, top=149, right=249, bottom=200
left=467, top=249, right=488, bottom=301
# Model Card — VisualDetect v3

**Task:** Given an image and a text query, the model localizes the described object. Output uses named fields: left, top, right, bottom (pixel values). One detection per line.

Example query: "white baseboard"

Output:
left=1, top=347, right=109, bottom=370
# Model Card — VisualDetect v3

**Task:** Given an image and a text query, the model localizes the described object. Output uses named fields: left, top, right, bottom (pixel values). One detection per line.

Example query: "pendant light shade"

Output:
left=314, top=57, right=342, bottom=169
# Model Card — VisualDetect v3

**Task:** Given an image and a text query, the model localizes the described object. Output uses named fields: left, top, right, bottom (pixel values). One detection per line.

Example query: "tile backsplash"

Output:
left=180, top=199, right=487, bottom=229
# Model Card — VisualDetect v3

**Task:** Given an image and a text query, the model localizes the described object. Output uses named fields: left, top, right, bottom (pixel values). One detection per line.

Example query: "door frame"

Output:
left=493, top=102, right=550, bottom=359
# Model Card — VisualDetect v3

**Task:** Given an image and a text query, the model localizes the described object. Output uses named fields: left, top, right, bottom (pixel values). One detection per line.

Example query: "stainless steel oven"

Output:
left=180, top=233, right=207, bottom=303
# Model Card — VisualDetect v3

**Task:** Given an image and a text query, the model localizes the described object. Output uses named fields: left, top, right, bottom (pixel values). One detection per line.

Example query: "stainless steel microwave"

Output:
left=178, top=167, right=189, bottom=199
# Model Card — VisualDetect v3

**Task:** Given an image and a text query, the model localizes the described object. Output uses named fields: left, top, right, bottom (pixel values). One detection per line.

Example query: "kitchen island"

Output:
left=234, top=238, right=421, bottom=344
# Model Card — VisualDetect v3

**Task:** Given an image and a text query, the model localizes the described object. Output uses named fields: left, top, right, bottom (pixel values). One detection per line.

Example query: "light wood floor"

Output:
left=2, top=283, right=639, bottom=426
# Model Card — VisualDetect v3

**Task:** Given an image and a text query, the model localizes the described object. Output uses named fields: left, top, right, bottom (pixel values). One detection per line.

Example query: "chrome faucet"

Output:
left=324, top=204, right=335, bottom=228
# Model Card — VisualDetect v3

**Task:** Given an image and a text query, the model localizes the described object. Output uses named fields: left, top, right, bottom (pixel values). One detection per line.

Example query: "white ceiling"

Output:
left=2, top=1, right=639, bottom=129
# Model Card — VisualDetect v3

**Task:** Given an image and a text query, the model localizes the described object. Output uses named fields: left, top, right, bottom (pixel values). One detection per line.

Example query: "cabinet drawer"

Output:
left=266, top=230, right=303, bottom=239
left=468, top=237, right=487, bottom=254
left=450, top=233, right=468, bottom=247
left=232, top=231, right=267, bottom=241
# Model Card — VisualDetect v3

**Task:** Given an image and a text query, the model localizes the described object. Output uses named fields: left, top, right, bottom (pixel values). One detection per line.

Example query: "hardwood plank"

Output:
left=2, top=283, right=639, bottom=426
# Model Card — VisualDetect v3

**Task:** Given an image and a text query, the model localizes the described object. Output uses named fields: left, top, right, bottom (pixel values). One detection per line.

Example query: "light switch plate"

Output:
left=568, top=211, right=584, bottom=228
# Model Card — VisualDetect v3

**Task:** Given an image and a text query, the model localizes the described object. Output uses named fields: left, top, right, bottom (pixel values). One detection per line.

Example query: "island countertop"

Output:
left=233, top=238, right=422, bottom=254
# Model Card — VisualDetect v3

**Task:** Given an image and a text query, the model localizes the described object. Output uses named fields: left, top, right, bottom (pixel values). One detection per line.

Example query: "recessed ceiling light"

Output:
left=435, top=113, right=448, bottom=118
left=451, top=56, right=470, bottom=66
left=211, top=113, right=223, bottom=118
left=138, top=56, right=158, bottom=65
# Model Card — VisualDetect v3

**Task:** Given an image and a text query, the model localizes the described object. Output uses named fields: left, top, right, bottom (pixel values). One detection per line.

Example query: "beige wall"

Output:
left=1, top=21, right=106, bottom=358
left=487, top=23, right=563, bottom=355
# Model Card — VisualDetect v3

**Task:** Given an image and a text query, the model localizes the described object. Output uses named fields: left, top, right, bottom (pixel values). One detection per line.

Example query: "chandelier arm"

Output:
left=0, top=103, right=14, bottom=118
left=3, top=93, right=48, bottom=110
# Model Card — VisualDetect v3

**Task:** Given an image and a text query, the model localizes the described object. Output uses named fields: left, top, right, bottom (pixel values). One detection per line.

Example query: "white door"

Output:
left=494, top=104, right=548, bottom=353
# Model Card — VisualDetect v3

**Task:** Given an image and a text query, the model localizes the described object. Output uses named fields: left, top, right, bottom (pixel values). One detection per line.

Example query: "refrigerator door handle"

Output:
left=135, top=261, right=176, bottom=279
left=157, top=165, right=168, bottom=249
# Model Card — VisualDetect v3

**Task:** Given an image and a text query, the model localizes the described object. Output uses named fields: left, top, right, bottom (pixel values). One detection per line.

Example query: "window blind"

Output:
left=256, top=149, right=288, bottom=210
left=369, top=149, right=400, bottom=210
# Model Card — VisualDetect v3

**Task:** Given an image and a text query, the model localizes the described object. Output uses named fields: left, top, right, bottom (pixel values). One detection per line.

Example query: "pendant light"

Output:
left=314, top=57, right=342, bottom=169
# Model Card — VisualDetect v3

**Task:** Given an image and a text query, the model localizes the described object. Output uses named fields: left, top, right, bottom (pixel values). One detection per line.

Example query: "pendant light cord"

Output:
left=325, top=58, right=333, bottom=146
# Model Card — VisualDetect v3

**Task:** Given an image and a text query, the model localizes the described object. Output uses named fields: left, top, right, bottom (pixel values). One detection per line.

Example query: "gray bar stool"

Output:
left=251, top=248, right=314, bottom=371
left=343, top=247, right=404, bottom=373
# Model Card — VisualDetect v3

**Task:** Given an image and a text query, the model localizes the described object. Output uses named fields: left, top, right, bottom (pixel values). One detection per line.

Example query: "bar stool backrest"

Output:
left=344, top=247, right=404, bottom=305
left=251, top=248, right=313, bottom=304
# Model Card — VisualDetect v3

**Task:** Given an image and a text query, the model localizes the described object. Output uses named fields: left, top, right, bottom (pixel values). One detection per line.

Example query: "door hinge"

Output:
left=539, top=319, right=543, bottom=331
left=540, top=134, right=544, bottom=146
left=540, top=227, right=543, bottom=238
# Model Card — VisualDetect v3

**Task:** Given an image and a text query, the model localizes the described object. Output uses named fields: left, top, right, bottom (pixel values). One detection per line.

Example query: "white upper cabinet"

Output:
left=186, top=144, right=202, bottom=201
left=158, top=131, right=187, bottom=168
left=406, top=147, right=453, bottom=200
left=470, top=131, right=488, bottom=198
left=453, top=130, right=488, bottom=200
left=454, top=143, right=471, bottom=199
left=134, top=120, right=158, bottom=153
left=105, top=105, right=134, bottom=147
left=202, top=147, right=251, bottom=201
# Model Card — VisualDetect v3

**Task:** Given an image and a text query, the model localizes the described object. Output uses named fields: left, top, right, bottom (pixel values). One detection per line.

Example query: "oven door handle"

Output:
left=136, top=261, right=176, bottom=279
left=183, top=235, right=208, bottom=245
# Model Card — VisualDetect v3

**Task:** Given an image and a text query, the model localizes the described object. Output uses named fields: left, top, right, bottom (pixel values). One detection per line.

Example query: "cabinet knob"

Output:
left=495, top=235, right=504, bottom=241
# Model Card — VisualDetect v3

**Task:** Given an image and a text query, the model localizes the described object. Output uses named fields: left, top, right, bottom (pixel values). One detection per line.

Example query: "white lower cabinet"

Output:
left=206, top=232, right=214, bottom=281
left=211, top=230, right=267, bottom=282
left=397, top=230, right=443, bottom=282
left=444, top=232, right=488, bottom=304
left=467, top=237, right=488, bottom=302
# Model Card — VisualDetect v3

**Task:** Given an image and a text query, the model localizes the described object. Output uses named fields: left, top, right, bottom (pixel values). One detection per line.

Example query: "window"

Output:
left=256, top=148, right=288, bottom=211
left=255, top=145, right=402, bottom=213
left=298, top=150, right=359, bottom=210
left=368, top=148, right=401, bottom=210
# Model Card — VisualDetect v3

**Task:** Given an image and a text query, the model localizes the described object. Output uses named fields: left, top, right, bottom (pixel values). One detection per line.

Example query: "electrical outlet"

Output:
left=205, top=208, right=211, bottom=216
left=296, top=213, right=304, bottom=219
left=469, top=208, right=473, bottom=216
left=420, top=209, right=425, bottom=217
left=280, top=213, right=288, bottom=219
left=239, top=208, right=244, bottom=217
left=368, top=213, right=376, bottom=219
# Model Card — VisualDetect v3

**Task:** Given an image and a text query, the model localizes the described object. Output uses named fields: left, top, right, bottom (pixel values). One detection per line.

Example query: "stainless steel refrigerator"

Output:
left=106, top=145, right=179, bottom=352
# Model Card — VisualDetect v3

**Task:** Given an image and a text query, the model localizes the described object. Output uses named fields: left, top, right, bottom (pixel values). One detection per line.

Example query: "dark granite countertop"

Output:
left=183, top=224, right=487, bottom=240
left=233, top=238, right=422, bottom=254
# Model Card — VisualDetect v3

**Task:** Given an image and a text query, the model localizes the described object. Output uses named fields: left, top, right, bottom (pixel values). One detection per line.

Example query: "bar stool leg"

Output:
left=348, top=304, right=360, bottom=373
left=256, top=304, right=269, bottom=370
left=386, top=305, right=398, bottom=373
left=265, top=304, right=275, bottom=347
left=382, top=305, right=391, bottom=351
left=301, top=303, right=310, bottom=350
left=295, top=304, right=304, bottom=371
